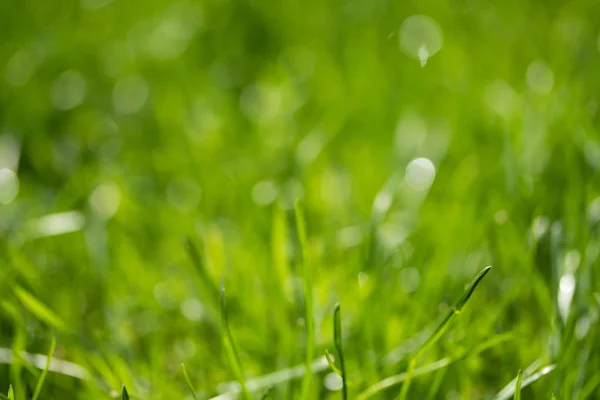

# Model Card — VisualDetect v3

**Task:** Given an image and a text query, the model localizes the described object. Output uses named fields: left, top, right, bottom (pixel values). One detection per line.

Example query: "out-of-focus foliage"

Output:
left=1, top=0, right=600, bottom=398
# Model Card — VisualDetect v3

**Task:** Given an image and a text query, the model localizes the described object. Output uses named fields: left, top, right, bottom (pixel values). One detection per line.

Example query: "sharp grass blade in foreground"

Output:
left=325, top=349, right=342, bottom=376
left=7, top=386, right=13, bottom=400
left=220, top=280, right=251, bottom=400
left=357, top=332, right=513, bottom=399
left=550, top=394, right=556, bottom=400
left=181, top=363, right=199, bottom=400
left=493, top=364, right=556, bottom=400
left=514, top=370, right=523, bottom=400
left=333, top=304, right=347, bottom=400
left=397, top=266, right=492, bottom=400
left=295, top=200, right=315, bottom=400
left=31, top=336, right=55, bottom=400
left=121, top=385, right=129, bottom=400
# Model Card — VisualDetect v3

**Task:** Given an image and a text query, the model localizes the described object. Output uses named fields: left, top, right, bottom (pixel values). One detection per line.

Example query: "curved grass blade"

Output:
left=514, top=370, right=523, bottom=400
left=212, top=356, right=330, bottom=399
left=493, top=364, right=556, bottom=400
left=325, top=349, right=342, bottom=376
left=397, top=266, right=492, bottom=400
left=31, top=336, right=55, bottom=400
left=181, top=363, right=199, bottom=400
left=121, top=385, right=129, bottom=400
left=220, top=280, right=251, bottom=400
left=333, top=304, right=347, bottom=400
left=13, top=286, right=65, bottom=331
left=295, top=200, right=314, bottom=400
left=357, top=332, right=512, bottom=399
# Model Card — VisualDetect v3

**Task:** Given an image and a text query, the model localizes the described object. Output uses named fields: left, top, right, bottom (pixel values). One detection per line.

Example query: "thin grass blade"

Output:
left=333, top=303, right=347, bottom=400
left=13, top=287, right=65, bottom=331
left=181, top=363, right=199, bottom=400
left=121, top=385, right=129, bottom=400
left=7, top=386, right=13, bottom=400
left=514, top=370, right=523, bottom=400
left=220, top=279, right=251, bottom=399
left=398, top=266, right=492, bottom=400
left=31, top=336, right=55, bottom=400
left=494, top=364, right=556, bottom=400
left=183, top=237, right=219, bottom=301
left=357, top=332, right=512, bottom=399
left=295, top=200, right=314, bottom=400
left=325, top=349, right=341, bottom=376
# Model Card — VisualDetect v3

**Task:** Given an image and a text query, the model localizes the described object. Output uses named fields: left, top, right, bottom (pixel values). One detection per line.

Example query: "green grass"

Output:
left=1, top=0, right=600, bottom=398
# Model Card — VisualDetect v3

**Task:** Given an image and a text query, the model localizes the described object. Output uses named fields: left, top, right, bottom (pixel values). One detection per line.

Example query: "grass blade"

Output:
left=325, top=349, right=342, bottom=376
left=333, top=304, right=347, bottom=400
left=220, top=280, right=250, bottom=399
left=7, top=386, right=13, bottom=400
left=494, top=364, right=556, bottom=400
left=295, top=200, right=314, bottom=400
left=183, top=237, right=219, bottom=301
left=550, top=393, right=556, bottom=400
left=121, top=385, right=129, bottom=400
left=514, top=370, right=523, bottom=400
left=13, top=287, right=65, bottom=331
left=31, top=336, right=55, bottom=400
left=181, top=363, right=199, bottom=400
left=397, top=266, right=492, bottom=400
left=358, top=332, right=512, bottom=399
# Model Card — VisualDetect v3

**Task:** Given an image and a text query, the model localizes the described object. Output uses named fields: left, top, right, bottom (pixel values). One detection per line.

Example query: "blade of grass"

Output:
left=181, top=363, right=199, bottom=400
left=121, top=385, right=129, bottom=400
left=550, top=393, right=556, bottom=400
left=358, top=331, right=513, bottom=399
left=213, top=356, right=330, bottom=398
left=295, top=200, right=314, bottom=400
left=493, top=364, right=556, bottom=400
left=333, top=303, right=347, bottom=400
left=13, top=286, right=65, bottom=331
left=31, top=336, right=55, bottom=400
left=325, top=349, right=342, bottom=376
left=183, top=237, right=219, bottom=302
left=7, top=386, right=13, bottom=400
left=514, top=370, right=523, bottom=400
left=220, top=279, right=251, bottom=400
left=397, top=266, right=492, bottom=400
left=580, top=373, right=600, bottom=399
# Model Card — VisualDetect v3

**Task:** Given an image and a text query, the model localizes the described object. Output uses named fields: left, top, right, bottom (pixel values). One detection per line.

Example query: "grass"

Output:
left=1, top=0, right=600, bottom=398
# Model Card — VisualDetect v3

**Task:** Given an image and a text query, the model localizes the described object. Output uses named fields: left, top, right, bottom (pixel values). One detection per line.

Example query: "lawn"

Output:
left=1, top=0, right=600, bottom=398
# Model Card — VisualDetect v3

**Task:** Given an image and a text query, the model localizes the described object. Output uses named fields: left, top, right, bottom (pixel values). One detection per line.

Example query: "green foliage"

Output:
left=1, top=0, right=600, bottom=398
left=31, top=337, right=55, bottom=400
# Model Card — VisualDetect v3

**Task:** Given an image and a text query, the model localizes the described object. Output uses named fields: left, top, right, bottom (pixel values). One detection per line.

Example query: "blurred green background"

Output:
left=2, top=0, right=600, bottom=398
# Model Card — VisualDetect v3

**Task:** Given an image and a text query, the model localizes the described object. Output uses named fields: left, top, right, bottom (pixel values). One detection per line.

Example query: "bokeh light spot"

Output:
left=51, top=70, right=86, bottom=110
left=0, top=168, right=19, bottom=205
left=404, top=157, right=436, bottom=191
left=399, top=15, right=443, bottom=64
left=113, top=75, right=149, bottom=114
